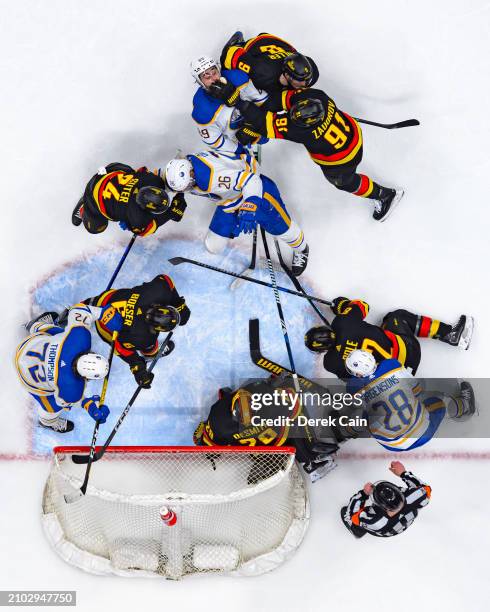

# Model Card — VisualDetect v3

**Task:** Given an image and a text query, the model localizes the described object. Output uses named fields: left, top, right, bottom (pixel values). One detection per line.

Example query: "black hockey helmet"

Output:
left=136, top=186, right=170, bottom=215
left=304, top=325, right=335, bottom=353
left=372, top=481, right=406, bottom=513
left=145, top=304, right=180, bottom=332
left=290, top=98, right=325, bottom=128
left=282, top=53, right=315, bottom=85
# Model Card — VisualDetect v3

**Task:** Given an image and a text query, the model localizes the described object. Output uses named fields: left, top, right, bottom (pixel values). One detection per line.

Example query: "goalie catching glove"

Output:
left=82, top=395, right=110, bottom=423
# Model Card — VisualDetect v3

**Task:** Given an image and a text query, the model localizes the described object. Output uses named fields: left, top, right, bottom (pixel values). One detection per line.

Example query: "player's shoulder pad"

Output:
left=192, top=88, right=222, bottom=125
left=189, top=152, right=216, bottom=191
left=222, top=68, right=250, bottom=87
left=56, top=326, right=91, bottom=403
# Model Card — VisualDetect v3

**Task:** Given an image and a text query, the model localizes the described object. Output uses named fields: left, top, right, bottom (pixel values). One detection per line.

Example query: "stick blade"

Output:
left=392, top=119, right=420, bottom=128
left=168, top=257, right=186, bottom=265
left=71, top=452, right=99, bottom=464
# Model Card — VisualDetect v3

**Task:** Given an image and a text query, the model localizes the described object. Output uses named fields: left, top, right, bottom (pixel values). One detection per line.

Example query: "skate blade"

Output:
left=458, top=316, right=474, bottom=350
left=380, top=189, right=404, bottom=223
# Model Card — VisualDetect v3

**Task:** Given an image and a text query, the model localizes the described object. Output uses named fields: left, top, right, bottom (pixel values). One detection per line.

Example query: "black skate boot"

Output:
left=220, top=31, right=245, bottom=65
left=450, top=381, right=476, bottom=419
left=372, top=188, right=404, bottom=222
left=303, top=455, right=337, bottom=482
left=439, top=315, right=474, bottom=350
left=39, top=416, right=74, bottom=433
left=72, top=197, right=84, bottom=226
left=291, top=244, right=309, bottom=276
left=25, top=311, right=59, bottom=332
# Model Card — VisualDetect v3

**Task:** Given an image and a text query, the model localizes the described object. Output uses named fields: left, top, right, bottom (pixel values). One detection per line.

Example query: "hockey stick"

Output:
left=70, top=331, right=174, bottom=465
left=64, top=332, right=118, bottom=503
left=260, top=228, right=300, bottom=392
left=354, top=117, right=420, bottom=130
left=105, top=233, right=137, bottom=290
left=230, top=226, right=258, bottom=290
left=168, top=256, right=334, bottom=306
left=273, top=239, right=332, bottom=329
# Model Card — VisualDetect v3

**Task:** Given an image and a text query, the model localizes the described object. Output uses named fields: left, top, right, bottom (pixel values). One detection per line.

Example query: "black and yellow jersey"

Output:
left=83, top=163, right=170, bottom=236
left=324, top=299, right=408, bottom=378
left=241, top=88, right=363, bottom=169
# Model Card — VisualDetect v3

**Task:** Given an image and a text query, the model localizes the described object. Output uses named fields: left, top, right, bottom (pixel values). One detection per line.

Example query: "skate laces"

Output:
left=293, top=250, right=307, bottom=265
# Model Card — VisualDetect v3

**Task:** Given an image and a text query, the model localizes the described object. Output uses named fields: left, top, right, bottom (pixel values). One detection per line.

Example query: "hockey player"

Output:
left=72, top=162, right=187, bottom=235
left=164, top=149, right=310, bottom=276
left=304, top=297, right=474, bottom=378
left=218, top=32, right=319, bottom=108
left=341, top=461, right=431, bottom=538
left=84, top=274, right=190, bottom=389
left=216, top=92, right=403, bottom=221
left=191, top=55, right=268, bottom=155
left=193, top=376, right=338, bottom=482
left=15, top=305, right=119, bottom=433
left=339, top=349, right=476, bottom=451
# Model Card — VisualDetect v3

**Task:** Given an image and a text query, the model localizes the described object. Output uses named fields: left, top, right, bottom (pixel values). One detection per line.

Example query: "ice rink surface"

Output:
left=1, top=0, right=489, bottom=610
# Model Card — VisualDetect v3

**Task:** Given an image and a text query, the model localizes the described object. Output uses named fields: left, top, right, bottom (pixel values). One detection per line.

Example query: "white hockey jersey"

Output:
left=347, top=359, right=445, bottom=451
left=188, top=149, right=262, bottom=212
left=192, top=68, right=268, bottom=155
left=15, top=304, right=102, bottom=408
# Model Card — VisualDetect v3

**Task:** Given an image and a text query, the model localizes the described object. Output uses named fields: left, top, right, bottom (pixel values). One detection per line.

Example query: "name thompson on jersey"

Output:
left=15, top=304, right=121, bottom=433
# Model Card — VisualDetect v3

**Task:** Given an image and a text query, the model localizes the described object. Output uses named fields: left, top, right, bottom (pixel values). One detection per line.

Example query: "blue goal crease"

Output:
left=30, top=238, right=318, bottom=455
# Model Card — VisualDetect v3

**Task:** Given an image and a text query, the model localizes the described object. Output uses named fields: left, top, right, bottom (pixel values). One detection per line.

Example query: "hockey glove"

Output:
left=176, top=298, right=191, bottom=325
left=118, top=220, right=130, bottom=231
left=236, top=125, right=262, bottom=146
left=169, top=193, right=187, bottom=222
left=331, top=297, right=351, bottom=315
left=208, top=78, right=240, bottom=106
left=99, top=304, right=123, bottom=332
left=234, top=201, right=258, bottom=236
left=82, top=395, right=110, bottom=424
left=131, top=363, right=154, bottom=389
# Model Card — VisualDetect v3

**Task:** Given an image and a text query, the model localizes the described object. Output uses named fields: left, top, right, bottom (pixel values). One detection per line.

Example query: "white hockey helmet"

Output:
left=76, top=352, right=109, bottom=380
left=190, top=55, right=220, bottom=85
left=165, top=158, right=195, bottom=192
left=345, top=349, right=377, bottom=378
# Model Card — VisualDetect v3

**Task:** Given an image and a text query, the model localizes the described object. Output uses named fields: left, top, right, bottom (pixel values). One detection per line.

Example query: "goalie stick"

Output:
left=354, top=117, right=420, bottom=129
left=169, top=256, right=334, bottom=306
left=273, top=239, right=332, bottom=329
left=70, top=331, right=174, bottom=466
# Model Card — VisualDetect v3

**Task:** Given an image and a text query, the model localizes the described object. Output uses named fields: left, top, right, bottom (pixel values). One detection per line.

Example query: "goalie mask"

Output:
left=75, top=352, right=109, bottom=380
left=136, top=186, right=170, bottom=215
left=145, top=305, right=180, bottom=333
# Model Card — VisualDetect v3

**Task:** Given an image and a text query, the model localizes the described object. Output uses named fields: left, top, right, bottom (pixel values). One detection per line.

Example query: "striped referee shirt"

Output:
left=343, top=472, right=431, bottom=537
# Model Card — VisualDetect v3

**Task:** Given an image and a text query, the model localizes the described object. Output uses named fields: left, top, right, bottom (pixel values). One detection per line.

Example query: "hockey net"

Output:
left=42, top=446, right=309, bottom=579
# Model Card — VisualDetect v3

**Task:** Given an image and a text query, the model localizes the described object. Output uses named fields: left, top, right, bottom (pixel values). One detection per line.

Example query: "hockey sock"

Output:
left=445, top=395, right=466, bottom=418
left=414, top=315, right=451, bottom=340
left=277, top=221, right=306, bottom=251
left=352, top=174, right=383, bottom=199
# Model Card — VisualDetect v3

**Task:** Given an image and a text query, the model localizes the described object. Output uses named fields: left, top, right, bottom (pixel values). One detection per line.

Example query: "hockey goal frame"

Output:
left=42, top=445, right=310, bottom=579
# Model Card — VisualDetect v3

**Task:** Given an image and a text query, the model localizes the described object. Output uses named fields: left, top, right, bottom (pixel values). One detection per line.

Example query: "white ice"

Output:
left=1, top=1, right=489, bottom=611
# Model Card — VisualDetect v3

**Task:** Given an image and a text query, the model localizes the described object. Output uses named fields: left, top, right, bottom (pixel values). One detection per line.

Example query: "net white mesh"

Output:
left=42, top=446, right=309, bottom=579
